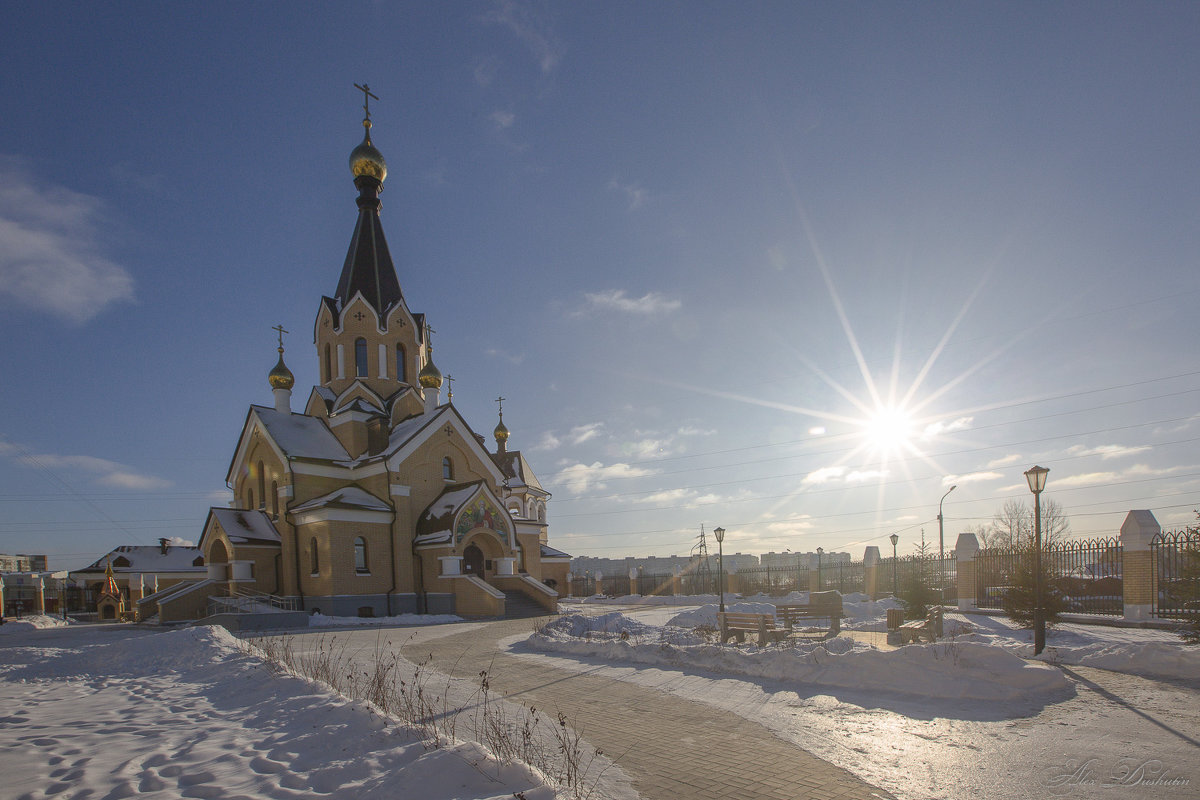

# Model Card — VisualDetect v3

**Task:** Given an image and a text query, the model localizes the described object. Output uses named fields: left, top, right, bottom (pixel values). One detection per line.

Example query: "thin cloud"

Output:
left=582, top=289, right=682, bottom=315
left=945, top=471, right=1003, bottom=485
left=921, top=416, right=973, bottom=439
left=0, top=441, right=169, bottom=490
left=608, top=178, right=648, bottom=211
left=987, top=454, right=1023, bottom=468
left=490, top=110, right=516, bottom=129
left=485, top=347, right=525, bottom=365
left=554, top=461, right=655, bottom=494
left=803, top=466, right=846, bottom=485
left=677, top=425, right=716, bottom=437
left=484, top=0, right=564, bottom=74
left=0, top=156, right=134, bottom=322
left=569, top=423, right=604, bottom=445
left=1066, top=444, right=1153, bottom=460
left=1054, top=471, right=1119, bottom=488
left=534, top=431, right=562, bottom=451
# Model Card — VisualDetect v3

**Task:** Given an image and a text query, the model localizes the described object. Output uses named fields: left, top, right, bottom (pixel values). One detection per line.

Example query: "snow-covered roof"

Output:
left=291, top=486, right=391, bottom=513
left=494, top=450, right=546, bottom=494
left=540, top=543, right=572, bottom=559
left=74, top=546, right=205, bottom=575
left=253, top=406, right=351, bottom=461
left=416, top=480, right=508, bottom=544
left=208, top=508, right=281, bottom=545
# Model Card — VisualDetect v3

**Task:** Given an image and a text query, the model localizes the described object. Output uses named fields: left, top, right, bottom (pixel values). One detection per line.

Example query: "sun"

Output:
left=862, top=404, right=917, bottom=457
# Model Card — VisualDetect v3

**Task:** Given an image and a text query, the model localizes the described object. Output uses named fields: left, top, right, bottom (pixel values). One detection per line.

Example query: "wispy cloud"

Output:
left=921, top=416, right=973, bottom=439
left=535, top=422, right=604, bottom=451
left=987, top=454, right=1023, bottom=468
left=555, top=461, right=655, bottom=494
left=582, top=289, right=682, bottom=315
left=484, top=0, right=564, bottom=74
left=1066, top=443, right=1153, bottom=460
left=677, top=425, right=716, bottom=437
left=1053, top=471, right=1120, bottom=488
left=490, top=110, right=516, bottom=129
left=0, top=440, right=169, bottom=490
left=944, top=471, right=1003, bottom=485
left=0, top=156, right=134, bottom=322
left=803, top=466, right=846, bottom=485
left=485, top=346, right=525, bottom=365
left=608, top=178, right=648, bottom=211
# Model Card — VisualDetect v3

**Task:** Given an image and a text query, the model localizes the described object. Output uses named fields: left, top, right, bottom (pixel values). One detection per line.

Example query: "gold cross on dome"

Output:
left=272, top=324, right=288, bottom=348
left=354, top=82, right=379, bottom=122
left=495, top=395, right=506, bottom=415
left=445, top=374, right=455, bottom=401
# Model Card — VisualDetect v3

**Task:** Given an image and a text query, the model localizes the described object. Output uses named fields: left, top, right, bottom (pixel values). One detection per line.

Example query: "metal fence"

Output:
left=815, top=560, right=865, bottom=594
left=1151, top=528, right=1200, bottom=620
left=975, top=536, right=1123, bottom=616
left=735, top=565, right=809, bottom=596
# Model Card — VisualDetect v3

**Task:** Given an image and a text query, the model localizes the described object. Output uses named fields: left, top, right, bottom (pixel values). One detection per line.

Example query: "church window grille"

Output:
left=257, top=462, right=266, bottom=510
left=309, top=538, right=320, bottom=575
left=271, top=481, right=279, bottom=519
left=323, top=344, right=332, bottom=383
left=246, top=488, right=254, bottom=510
left=355, top=338, right=368, bottom=377
left=442, top=457, right=453, bottom=481
left=396, top=344, right=406, bottom=383
left=354, top=537, right=369, bottom=574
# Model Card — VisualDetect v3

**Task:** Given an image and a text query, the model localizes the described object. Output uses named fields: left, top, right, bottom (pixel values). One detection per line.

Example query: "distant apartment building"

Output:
left=0, top=554, right=48, bottom=572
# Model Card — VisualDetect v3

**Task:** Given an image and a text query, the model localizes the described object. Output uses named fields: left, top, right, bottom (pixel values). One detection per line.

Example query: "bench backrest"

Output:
left=718, top=612, right=774, bottom=628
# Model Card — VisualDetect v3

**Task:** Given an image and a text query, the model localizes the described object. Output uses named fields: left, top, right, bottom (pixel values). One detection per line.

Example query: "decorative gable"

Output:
left=454, top=491, right=510, bottom=544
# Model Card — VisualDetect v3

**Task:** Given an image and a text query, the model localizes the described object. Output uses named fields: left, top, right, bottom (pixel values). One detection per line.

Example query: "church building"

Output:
left=188, top=99, right=569, bottom=619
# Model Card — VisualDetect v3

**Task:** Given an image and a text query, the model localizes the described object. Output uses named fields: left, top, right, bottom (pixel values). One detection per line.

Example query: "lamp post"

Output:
left=889, top=533, right=899, bottom=596
left=713, top=527, right=726, bottom=615
left=1024, top=465, right=1050, bottom=656
left=816, top=546, right=823, bottom=589
left=938, top=484, right=957, bottom=603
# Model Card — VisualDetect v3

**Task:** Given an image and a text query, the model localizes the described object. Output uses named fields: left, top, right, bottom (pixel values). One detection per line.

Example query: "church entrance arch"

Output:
left=207, top=538, right=230, bottom=581
left=463, top=544, right=484, bottom=577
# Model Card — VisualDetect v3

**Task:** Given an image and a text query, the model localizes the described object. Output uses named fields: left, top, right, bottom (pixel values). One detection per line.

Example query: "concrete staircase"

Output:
left=503, top=591, right=553, bottom=619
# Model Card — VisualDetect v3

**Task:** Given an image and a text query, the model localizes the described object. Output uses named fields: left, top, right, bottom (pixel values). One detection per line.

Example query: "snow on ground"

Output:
left=541, top=597, right=1199, bottom=800
left=0, top=614, right=71, bottom=635
left=309, top=611, right=463, bottom=627
left=532, top=611, right=1070, bottom=703
left=0, top=623, right=554, bottom=800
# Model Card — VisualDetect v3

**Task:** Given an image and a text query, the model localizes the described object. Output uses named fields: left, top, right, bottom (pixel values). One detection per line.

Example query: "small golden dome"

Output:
left=494, top=418, right=510, bottom=441
left=268, top=348, right=294, bottom=390
left=349, top=122, right=387, bottom=182
left=418, top=357, right=442, bottom=389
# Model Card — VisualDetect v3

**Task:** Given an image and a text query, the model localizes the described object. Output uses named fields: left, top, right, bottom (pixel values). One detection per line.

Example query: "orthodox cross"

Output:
left=353, top=311, right=365, bottom=321
left=272, top=324, right=288, bottom=349
left=445, top=373, right=455, bottom=401
left=353, top=82, right=379, bottom=122
left=424, top=322, right=436, bottom=351
left=495, top=395, right=506, bottom=417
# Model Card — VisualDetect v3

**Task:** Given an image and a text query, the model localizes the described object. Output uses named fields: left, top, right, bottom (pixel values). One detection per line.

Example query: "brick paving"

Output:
left=399, top=618, right=894, bottom=800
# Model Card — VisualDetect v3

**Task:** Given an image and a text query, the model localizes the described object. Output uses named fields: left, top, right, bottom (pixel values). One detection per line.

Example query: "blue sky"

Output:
left=2, top=2, right=1199, bottom=569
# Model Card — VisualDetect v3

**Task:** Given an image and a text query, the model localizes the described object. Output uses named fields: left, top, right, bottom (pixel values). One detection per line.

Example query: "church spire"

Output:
left=334, top=83, right=403, bottom=317
left=268, top=324, right=294, bottom=413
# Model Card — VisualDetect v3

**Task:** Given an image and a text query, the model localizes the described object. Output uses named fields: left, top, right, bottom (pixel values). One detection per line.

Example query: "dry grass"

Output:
left=242, top=633, right=608, bottom=799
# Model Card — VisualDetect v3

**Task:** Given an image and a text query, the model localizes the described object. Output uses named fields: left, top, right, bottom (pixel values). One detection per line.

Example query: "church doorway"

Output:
left=462, top=544, right=485, bottom=577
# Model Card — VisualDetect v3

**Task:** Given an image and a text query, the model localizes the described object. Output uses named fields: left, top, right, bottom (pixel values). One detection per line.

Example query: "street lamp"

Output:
left=889, top=533, right=899, bottom=596
left=816, top=546, right=823, bottom=589
left=1024, top=465, right=1049, bottom=656
left=713, top=527, right=726, bottom=615
left=938, top=484, right=957, bottom=603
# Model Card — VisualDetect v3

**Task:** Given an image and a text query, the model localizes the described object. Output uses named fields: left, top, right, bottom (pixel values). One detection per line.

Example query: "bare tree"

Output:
left=981, top=498, right=1070, bottom=549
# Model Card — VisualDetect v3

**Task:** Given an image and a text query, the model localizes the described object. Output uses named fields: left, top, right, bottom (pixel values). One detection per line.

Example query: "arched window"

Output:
left=442, top=457, right=453, bottom=481
left=355, top=337, right=368, bottom=377
left=354, top=537, right=369, bottom=573
left=538, top=502, right=546, bottom=523
left=323, top=343, right=332, bottom=383
left=309, top=538, right=320, bottom=575
left=271, top=481, right=279, bottom=519
left=257, top=461, right=266, bottom=510
left=396, top=344, right=406, bottom=383
left=246, top=488, right=254, bottom=510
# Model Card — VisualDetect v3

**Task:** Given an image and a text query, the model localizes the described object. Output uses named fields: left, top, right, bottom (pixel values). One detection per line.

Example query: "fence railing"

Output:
left=975, top=537, right=1123, bottom=616
left=1151, top=528, right=1200, bottom=620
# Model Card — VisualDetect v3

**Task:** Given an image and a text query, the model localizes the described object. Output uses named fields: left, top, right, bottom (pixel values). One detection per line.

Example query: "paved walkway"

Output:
left=395, top=618, right=894, bottom=800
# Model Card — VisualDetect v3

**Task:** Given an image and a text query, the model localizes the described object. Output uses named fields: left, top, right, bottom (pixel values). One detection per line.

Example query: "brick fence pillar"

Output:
left=0, top=576, right=5, bottom=617
left=863, top=546, right=881, bottom=600
left=809, top=565, right=821, bottom=594
left=1120, top=509, right=1159, bottom=620
left=955, top=533, right=980, bottom=611
left=628, top=568, right=638, bottom=598
left=35, top=577, right=46, bottom=615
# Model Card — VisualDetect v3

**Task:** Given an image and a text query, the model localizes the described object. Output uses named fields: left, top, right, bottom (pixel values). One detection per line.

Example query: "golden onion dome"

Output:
left=418, top=357, right=443, bottom=389
left=494, top=417, right=510, bottom=441
left=268, top=348, right=295, bottom=390
left=349, top=121, right=387, bottom=182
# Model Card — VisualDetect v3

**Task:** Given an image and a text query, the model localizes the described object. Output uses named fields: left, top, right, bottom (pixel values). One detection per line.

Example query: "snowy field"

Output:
left=0, top=615, right=554, bottom=800
left=512, top=594, right=1199, bottom=800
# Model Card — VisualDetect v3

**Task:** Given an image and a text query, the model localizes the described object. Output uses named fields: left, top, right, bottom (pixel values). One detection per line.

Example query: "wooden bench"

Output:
left=718, top=611, right=777, bottom=643
left=898, top=607, right=944, bottom=644
left=773, top=590, right=843, bottom=640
